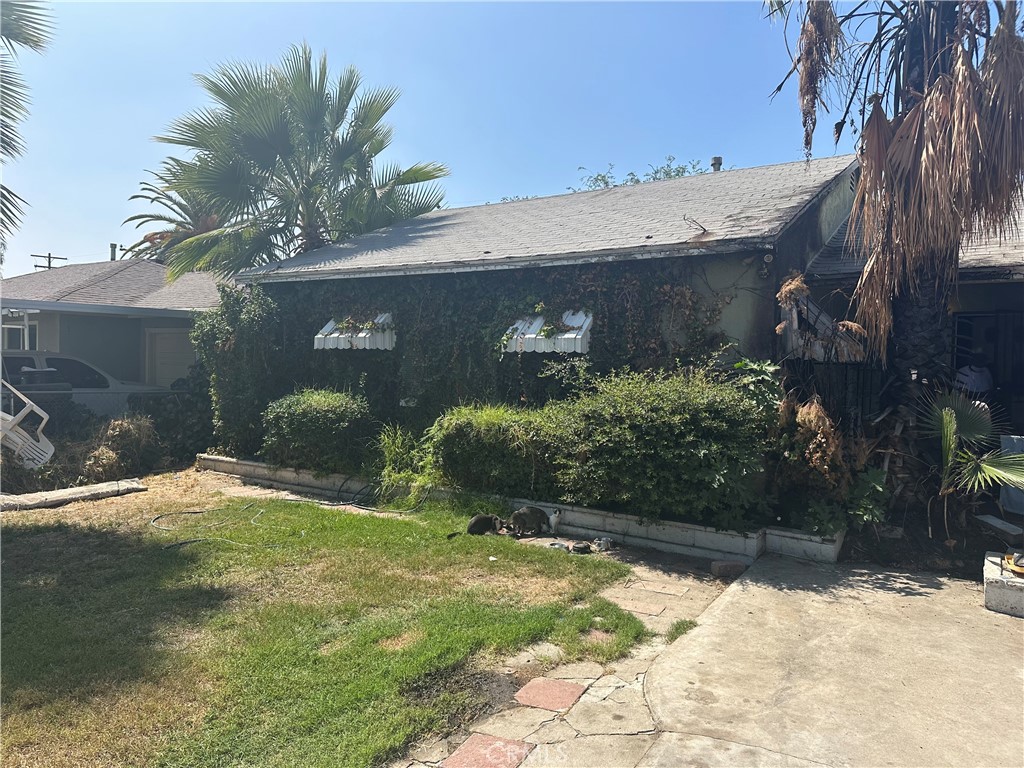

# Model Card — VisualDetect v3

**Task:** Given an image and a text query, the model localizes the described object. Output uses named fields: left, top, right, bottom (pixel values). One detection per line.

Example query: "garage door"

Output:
left=147, top=331, right=196, bottom=387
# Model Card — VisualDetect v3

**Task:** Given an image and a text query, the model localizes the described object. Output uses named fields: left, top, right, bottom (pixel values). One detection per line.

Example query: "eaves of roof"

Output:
left=238, top=236, right=778, bottom=285
left=0, top=298, right=194, bottom=318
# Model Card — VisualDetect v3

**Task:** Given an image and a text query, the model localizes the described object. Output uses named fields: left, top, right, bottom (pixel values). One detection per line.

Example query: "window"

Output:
left=2, top=356, right=36, bottom=381
left=45, top=357, right=109, bottom=389
left=2, top=323, right=38, bottom=351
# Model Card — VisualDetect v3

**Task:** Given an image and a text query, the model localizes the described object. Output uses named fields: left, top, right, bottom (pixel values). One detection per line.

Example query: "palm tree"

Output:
left=137, top=44, right=448, bottom=278
left=771, top=1, right=1024, bottom=397
left=122, top=160, right=222, bottom=261
left=0, top=0, right=52, bottom=256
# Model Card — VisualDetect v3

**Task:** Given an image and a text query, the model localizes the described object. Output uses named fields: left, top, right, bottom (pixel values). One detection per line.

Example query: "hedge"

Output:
left=260, top=389, right=372, bottom=475
left=421, top=368, right=772, bottom=529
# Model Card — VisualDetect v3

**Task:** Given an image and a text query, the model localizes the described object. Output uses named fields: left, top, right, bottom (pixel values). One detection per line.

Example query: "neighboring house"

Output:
left=239, top=156, right=860, bottom=413
left=1, top=259, right=221, bottom=386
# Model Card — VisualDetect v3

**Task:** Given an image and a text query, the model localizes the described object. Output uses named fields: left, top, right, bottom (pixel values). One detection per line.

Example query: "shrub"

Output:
left=129, top=363, right=215, bottom=464
left=421, top=404, right=558, bottom=499
left=192, top=285, right=280, bottom=457
left=260, top=389, right=371, bottom=474
left=547, top=368, right=770, bottom=527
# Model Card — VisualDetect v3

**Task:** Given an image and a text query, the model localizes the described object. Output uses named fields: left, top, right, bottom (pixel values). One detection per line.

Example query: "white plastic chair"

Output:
left=1, top=379, right=55, bottom=469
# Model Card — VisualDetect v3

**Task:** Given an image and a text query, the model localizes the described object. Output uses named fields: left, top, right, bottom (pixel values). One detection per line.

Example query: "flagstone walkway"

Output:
left=389, top=542, right=730, bottom=768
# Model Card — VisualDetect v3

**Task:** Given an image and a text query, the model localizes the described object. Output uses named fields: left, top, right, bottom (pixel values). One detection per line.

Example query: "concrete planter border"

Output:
left=196, top=454, right=369, bottom=498
left=196, top=454, right=844, bottom=564
left=765, top=526, right=845, bottom=563
left=506, top=497, right=765, bottom=564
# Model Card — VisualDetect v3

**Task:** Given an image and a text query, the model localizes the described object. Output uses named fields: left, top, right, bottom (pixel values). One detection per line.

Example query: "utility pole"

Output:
left=31, top=253, right=67, bottom=270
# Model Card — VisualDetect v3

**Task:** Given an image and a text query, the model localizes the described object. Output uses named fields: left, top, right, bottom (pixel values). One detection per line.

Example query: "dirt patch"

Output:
left=586, top=628, right=614, bottom=643
left=403, top=661, right=520, bottom=731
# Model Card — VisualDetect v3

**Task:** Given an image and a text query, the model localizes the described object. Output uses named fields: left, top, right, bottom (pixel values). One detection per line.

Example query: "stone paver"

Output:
left=408, top=736, right=449, bottom=763
left=519, top=734, right=658, bottom=768
left=443, top=733, right=533, bottom=768
left=474, top=706, right=556, bottom=741
left=514, top=678, right=586, bottom=711
left=503, top=641, right=565, bottom=673
left=524, top=719, right=579, bottom=744
left=565, top=684, right=655, bottom=736
left=396, top=545, right=723, bottom=768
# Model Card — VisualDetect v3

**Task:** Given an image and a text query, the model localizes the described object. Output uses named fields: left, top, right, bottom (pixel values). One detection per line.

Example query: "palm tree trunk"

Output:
left=886, top=260, right=953, bottom=406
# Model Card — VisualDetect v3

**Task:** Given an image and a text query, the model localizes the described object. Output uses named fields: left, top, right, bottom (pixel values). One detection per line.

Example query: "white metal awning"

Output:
left=314, top=313, right=396, bottom=350
left=504, top=310, right=593, bottom=354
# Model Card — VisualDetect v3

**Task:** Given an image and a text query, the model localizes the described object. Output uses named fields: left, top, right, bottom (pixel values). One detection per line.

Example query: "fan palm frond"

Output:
left=955, top=450, right=1024, bottom=493
left=0, top=0, right=51, bottom=249
left=134, top=45, right=448, bottom=277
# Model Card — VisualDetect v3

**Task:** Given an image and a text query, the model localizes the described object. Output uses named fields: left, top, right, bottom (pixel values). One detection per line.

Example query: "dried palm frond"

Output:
left=975, top=2, right=1024, bottom=236
left=837, top=320, right=866, bottom=337
left=782, top=2, right=1024, bottom=362
left=798, top=1, right=843, bottom=155
left=776, top=271, right=810, bottom=309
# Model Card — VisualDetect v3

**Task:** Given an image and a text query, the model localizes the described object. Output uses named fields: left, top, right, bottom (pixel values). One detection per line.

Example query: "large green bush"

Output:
left=547, top=369, right=770, bottom=527
left=421, top=404, right=558, bottom=499
left=419, top=368, right=771, bottom=529
left=260, top=389, right=371, bottom=474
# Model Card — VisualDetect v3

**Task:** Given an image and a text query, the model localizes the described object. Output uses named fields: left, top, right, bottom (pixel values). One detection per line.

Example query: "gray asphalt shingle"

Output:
left=1, top=259, right=221, bottom=311
left=806, top=214, right=1024, bottom=280
left=242, top=155, right=857, bottom=282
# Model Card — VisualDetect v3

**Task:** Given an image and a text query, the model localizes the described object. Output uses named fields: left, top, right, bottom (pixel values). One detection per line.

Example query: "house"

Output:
left=1, top=259, right=220, bottom=386
left=801, top=211, right=1024, bottom=429
left=237, top=156, right=859, bottom=416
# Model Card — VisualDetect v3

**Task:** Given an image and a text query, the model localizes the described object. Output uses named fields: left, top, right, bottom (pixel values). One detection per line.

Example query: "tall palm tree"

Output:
left=0, top=0, right=52, bottom=256
left=771, top=1, right=1024, bottom=396
left=122, top=160, right=222, bottom=261
left=138, top=44, right=448, bottom=278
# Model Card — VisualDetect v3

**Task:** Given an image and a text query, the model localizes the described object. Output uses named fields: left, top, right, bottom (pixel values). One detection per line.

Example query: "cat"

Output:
left=509, top=506, right=549, bottom=536
left=447, top=513, right=506, bottom=539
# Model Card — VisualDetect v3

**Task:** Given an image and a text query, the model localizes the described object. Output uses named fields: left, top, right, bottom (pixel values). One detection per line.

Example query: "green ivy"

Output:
left=262, top=258, right=734, bottom=425
left=191, top=285, right=280, bottom=457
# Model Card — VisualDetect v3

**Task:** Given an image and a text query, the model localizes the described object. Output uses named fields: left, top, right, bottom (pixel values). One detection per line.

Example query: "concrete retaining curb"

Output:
left=196, top=454, right=370, bottom=498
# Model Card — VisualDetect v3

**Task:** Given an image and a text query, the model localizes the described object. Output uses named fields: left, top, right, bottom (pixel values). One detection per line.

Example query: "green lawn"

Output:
left=2, top=494, right=643, bottom=767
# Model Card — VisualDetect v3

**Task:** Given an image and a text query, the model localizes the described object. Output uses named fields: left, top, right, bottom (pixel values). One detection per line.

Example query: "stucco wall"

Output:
left=58, top=314, right=143, bottom=381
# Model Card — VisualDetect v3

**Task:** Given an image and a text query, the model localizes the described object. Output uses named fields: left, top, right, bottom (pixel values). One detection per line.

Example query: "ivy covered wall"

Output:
left=260, top=251, right=778, bottom=425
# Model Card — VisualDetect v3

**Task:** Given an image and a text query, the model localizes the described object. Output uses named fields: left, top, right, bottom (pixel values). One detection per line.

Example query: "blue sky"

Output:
left=3, top=1, right=855, bottom=277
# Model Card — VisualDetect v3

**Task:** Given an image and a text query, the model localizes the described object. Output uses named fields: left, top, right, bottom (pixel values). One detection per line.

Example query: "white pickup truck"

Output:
left=1, top=352, right=170, bottom=417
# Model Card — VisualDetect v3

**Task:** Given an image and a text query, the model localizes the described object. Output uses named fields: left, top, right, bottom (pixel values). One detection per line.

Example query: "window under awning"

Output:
left=314, top=313, right=395, bottom=350
left=504, top=310, right=593, bottom=354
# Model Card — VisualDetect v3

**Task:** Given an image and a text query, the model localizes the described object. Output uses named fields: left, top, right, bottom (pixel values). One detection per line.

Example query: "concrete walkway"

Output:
left=397, top=554, right=1022, bottom=768
left=646, top=555, right=1024, bottom=768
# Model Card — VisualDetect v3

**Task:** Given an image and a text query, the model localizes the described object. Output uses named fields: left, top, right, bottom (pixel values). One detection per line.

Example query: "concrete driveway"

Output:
left=645, top=555, right=1024, bottom=768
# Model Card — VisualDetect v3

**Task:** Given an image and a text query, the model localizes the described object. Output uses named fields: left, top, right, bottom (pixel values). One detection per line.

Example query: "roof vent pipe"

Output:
left=711, top=156, right=723, bottom=172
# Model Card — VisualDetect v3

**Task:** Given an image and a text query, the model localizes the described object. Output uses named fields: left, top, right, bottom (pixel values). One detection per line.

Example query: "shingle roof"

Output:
left=1, top=259, right=221, bottom=311
left=241, top=155, right=857, bottom=282
left=806, top=213, right=1024, bottom=281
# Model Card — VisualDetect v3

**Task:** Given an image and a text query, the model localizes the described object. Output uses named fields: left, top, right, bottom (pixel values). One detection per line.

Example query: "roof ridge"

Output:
left=434, top=154, right=858, bottom=216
